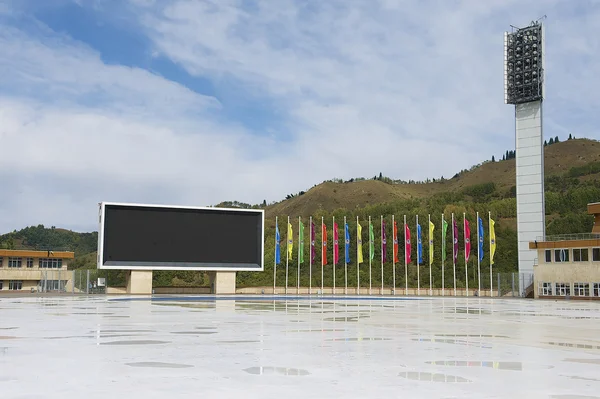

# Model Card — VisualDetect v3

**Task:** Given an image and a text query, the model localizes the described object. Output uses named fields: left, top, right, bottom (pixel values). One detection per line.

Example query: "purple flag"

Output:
left=453, top=218, right=459, bottom=264
left=310, top=221, right=316, bottom=264
left=382, top=220, right=387, bottom=263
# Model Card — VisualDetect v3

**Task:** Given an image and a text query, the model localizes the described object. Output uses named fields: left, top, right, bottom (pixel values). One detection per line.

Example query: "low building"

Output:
left=0, top=249, right=75, bottom=292
left=530, top=202, right=600, bottom=299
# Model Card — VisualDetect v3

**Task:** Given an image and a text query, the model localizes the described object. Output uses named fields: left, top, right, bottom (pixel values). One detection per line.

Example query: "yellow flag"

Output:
left=489, top=218, right=496, bottom=265
left=429, top=221, right=435, bottom=266
left=357, top=221, right=364, bottom=264
left=287, top=222, right=293, bottom=259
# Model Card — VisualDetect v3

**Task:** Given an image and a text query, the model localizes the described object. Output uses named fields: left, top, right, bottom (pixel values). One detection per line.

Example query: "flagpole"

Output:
left=392, top=214, right=396, bottom=295
left=286, top=215, right=290, bottom=295
left=309, top=216, right=313, bottom=296
left=356, top=215, right=360, bottom=295
left=452, top=212, right=456, bottom=296
left=489, top=211, right=493, bottom=297
left=380, top=215, right=384, bottom=295
left=429, top=213, right=432, bottom=296
left=297, top=216, right=301, bottom=295
left=441, top=213, right=444, bottom=297
left=274, top=216, right=278, bottom=295
left=321, top=216, right=324, bottom=295
left=369, top=216, right=372, bottom=295
left=416, top=214, right=420, bottom=296
left=464, top=212, right=469, bottom=297
left=477, top=211, right=481, bottom=295
left=404, top=214, right=408, bottom=296
left=332, top=215, right=336, bottom=295
left=344, top=215, right=348, bottom=296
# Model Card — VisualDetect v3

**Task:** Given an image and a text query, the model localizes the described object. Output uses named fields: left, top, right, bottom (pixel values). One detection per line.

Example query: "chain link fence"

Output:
left=37, top=269, right=126, bottom=294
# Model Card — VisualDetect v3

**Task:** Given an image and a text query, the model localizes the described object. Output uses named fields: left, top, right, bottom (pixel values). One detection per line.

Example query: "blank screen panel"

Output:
left=99, top=203, right=264, bottom=270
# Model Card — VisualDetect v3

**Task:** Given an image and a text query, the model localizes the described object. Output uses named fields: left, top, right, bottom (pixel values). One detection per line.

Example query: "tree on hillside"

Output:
left=492, top=155, right=495, bottom=162
left=549, top=137, right=554, bottom=145
left=555, top=136, right=559, bottom=143
left=568, top=133, right=572, bottom=140
left=544, top=140, right=548, bottom=146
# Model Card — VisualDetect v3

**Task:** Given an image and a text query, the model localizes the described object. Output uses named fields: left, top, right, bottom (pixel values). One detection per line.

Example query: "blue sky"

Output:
left=1, top=0, right=600, bottom=233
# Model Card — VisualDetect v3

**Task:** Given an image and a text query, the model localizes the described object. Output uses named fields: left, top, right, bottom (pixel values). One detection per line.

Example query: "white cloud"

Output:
left=1, top=0, right=600, bottom=233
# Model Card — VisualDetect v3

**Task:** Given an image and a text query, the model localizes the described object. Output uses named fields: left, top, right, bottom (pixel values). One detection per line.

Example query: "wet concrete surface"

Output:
left=0, top=295, right=599, bottom=398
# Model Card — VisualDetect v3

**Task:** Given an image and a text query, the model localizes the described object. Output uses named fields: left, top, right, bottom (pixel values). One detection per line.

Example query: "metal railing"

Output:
left=537, top=233, right=600, bottom=242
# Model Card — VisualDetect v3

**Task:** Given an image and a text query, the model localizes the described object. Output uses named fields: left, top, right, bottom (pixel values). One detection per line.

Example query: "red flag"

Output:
left=405, top=223, right=411, bottom=264
left=393, top=220, right=399, bottom=263
left=333, top=222, right=339, bottom=265
left=464, top=218, right=471, bottom=262
left=322, top=223, right=328, bottom=265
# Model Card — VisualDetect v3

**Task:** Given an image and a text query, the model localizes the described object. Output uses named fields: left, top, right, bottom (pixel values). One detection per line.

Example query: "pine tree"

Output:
left=555, top=136, right=559, bottom=143
left=544, top=140, right=548, bottom=146
left=568, top=133, right=572, bottom=140
left=549, top=137, right=554, bottom=145
left=492, top=155, right=495, bottom=162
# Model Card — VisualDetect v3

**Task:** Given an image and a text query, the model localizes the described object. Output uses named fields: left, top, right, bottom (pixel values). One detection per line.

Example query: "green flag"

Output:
left=369, top=221, right=375, bottom=260
left=442, top=218, right=448, bottom=261
left=299, top=221, right=305, bottom=263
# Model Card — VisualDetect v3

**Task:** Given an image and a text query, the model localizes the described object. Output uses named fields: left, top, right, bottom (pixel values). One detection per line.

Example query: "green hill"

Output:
left=1, top=137, right=599, bottom=289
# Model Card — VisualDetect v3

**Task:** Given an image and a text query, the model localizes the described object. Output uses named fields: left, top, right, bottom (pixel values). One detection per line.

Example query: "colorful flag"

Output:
left=464, top=218, right=471, bottom=262
left=369, top=221, right=375, bottom=261
left=429, top=220, right=435, bottom=266
left=345, top=222, right=351, bottom=264
left=490, top=217, right=496, bottom=265
left=382, top=220, right=387, bottom=263
left=405, top=222, right=411, bottom=264
left=417, top=222, right=423, bottom=264
left=322, top=223, right=328, bottom=265
left=393, top=219, right=399, bottom=263
left=299, top=220, right=305, bottom=263
left=311, top=221, right=316, bottom=264
left=478, top=216, right=484, bottom=262
left=287, top=221, right=293, bottom=260
left=333, top=222, right=339, bottom=265
left=275, top=223, right=281, bottom=265
left=442, top=218, right=448, bottom=261
left=453, top=218, right=458, bottom=264
left=357, top=221, right=364, bottom=264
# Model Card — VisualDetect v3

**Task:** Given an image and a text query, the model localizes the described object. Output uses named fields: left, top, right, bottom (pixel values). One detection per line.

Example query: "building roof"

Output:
left=0, top=249, right=75, bottom=259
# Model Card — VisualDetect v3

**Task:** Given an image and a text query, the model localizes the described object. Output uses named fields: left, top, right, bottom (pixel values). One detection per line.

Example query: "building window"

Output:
left=554, top=249, right=569, bottom=262
left=8, top=257, right=22, bottom=268
left=555, top=283, right=571, bottom=296
left=39, top=258, right=63, bottom=269
left=0, top=281, right=3, bottom=290
left=593, top=248, right=600, bottom=262
left=8, top=280, right=23, bottom=290
left=573, top=283, right=590, bottom=296
left=544, top=250, right=552, bottom=262
left=538, top=282, right=552, bottom=296
left=26, top=258, right=34, bottom=268
left=573, top=249, right=589, bottom=262
left=0, top=257, right=3, bottom=267
left=594, top=283, right=600, bottom=297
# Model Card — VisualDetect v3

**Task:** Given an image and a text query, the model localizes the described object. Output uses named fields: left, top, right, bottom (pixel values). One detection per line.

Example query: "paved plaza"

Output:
left=1, top=295, right=600, bottom=398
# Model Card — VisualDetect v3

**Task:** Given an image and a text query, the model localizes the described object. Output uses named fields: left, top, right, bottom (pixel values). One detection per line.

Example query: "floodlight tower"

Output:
left=504, top=21, right=546, bottom=294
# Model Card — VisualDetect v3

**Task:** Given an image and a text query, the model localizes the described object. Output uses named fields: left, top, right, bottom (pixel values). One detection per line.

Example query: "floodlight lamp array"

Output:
left=504, top=23, right=544, bottom=104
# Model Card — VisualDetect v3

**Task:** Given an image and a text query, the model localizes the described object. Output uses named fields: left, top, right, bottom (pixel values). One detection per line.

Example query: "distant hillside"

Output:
left=265, top=138, right=600, bottom=219
left=2, top=137, right=599, bottom=289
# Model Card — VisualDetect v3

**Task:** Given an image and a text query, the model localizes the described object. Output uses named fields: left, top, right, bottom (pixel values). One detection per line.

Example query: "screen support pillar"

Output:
left=209, top=271, right=237, bottom=294
left=126, top=270, right=153, bottom=294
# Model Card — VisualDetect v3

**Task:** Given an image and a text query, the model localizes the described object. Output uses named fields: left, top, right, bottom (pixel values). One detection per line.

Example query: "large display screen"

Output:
left=97, top=202, right=264, bottom=271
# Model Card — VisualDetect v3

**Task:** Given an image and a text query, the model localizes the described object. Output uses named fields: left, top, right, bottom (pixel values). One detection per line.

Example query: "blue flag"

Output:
left=345, top=223, right=351, bottom=263
left=478, top=216, right=485, bottom=261
left=275, top=223, right=281, bottom=265
left=417, top=223, right=423, bottom=264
